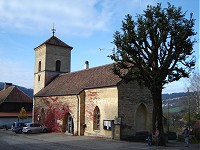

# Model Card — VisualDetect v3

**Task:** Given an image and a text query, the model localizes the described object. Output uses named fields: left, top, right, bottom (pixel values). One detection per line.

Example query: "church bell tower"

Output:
left=34, top=29, right=73, bottom=94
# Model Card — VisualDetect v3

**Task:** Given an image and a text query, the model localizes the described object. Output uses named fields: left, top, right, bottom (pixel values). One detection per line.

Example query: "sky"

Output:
left=0, top=0, right=199, bottom=94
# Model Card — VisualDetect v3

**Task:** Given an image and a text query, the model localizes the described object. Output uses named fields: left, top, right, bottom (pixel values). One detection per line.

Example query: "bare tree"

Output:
left=187, top=72, right=200, bottom=118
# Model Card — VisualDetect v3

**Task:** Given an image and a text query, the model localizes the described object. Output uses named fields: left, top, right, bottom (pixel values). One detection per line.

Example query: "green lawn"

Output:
left=163, top=106, right=185, bottom=113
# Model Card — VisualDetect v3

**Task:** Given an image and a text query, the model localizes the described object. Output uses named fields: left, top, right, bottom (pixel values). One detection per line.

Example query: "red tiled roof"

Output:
left=0, top=112, right=32, bottom=117
left=35, top=35, right=73, bottom=49
left=0, top=86, right=32, bottom=104
left=35, top=64, right=122, bottom=97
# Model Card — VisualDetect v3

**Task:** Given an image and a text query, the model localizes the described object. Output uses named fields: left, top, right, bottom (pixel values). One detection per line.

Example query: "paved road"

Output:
left=0, top=129, right=199, bottom=150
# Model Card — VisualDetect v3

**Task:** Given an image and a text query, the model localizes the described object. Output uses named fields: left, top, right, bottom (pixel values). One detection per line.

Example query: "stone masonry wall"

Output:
left=79, top=91, right=85, bottom=136
left=46, top=45, right=71, bottom=73
left=34, top=45, right=46, bottom=94
left=118, top=81, right=153, bottom=139
left=84, top=87, right=118, bottom=138
left=34, top=95, right=78, bottom=133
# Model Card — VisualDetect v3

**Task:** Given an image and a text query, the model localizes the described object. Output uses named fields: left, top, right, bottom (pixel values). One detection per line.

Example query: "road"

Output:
left=0, top=129, right=199, bottom=150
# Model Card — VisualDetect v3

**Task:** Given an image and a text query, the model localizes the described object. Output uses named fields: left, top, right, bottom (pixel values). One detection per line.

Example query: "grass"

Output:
left=163, top=106, right=184, bottom=113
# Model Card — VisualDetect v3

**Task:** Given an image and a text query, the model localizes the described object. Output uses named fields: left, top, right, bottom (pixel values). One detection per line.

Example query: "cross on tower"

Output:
left=52, top=24, right=56, bottom=36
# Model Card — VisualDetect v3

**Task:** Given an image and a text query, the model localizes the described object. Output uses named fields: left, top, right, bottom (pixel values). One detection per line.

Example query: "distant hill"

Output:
left=162, top=92, right=187, bottom=101
left=162, top=92, right=188, bottom=114
left=0, top=82, right=33, bottom=99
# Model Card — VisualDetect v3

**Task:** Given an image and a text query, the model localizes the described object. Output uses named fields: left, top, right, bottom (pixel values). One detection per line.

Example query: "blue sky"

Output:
left=0, top=0, right=199, bottom=94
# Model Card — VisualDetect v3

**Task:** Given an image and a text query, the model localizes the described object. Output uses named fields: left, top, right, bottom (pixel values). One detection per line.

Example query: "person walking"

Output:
left=146, top=135, right=151, bottom=146
left=184, top=126, right=189, bottom=147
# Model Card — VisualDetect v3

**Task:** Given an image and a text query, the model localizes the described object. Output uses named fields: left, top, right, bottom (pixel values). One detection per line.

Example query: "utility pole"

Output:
left=188, top=88, right=191, bottom=131
left=167, top=102, right=169, bottom=133
left=197, top=75, right=200, bottom=115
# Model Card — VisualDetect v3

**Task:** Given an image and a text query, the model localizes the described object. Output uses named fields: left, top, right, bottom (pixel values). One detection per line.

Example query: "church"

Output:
left=33, top=32, right=153, bottom=140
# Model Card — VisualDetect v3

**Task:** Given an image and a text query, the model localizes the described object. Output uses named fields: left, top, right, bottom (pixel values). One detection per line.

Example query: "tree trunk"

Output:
left=151, top=87, right=166, bottom=146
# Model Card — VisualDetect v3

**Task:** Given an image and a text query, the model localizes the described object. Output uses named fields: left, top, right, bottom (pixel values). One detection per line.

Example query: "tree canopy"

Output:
left=110, top=3, right=196, bottom=91
left=109, top=2, right=196, bottom=146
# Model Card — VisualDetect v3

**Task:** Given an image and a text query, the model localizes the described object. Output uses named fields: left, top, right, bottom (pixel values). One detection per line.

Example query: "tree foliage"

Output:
left=109, top=3, right=196, bottom=146
left=110, top=3, right=196, bottom=89
left=18, top=107, right=27, bottom=121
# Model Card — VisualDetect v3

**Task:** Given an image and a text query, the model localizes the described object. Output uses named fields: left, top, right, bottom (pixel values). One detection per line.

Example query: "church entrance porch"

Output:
left=62, top=113, right=74, bottom=134
left=135, top=103, right=148, bottom=132
left=67, top=114, right=74, bottom=133
left=133, top=103, right=149, bottom=141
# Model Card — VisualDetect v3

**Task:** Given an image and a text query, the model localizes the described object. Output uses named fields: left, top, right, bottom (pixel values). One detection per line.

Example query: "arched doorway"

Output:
left=40, top=108, right=45, bottom=125
left=135, top=103, right=148, bottom=132
left=63, top=113, right=74, bottom=133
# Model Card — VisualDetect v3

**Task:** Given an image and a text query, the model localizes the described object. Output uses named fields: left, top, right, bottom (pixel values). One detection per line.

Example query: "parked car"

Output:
left=12, top=121, right=30, bottom=134
left=22, top=123, right=48, bottom=134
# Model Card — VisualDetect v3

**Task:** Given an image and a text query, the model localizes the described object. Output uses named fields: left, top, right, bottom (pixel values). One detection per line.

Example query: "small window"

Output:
left=93, top=106, right=100, bottom=130
left=56, top=60, right=61, bottom=72
left=38, top=61, right=41, bottom=72
left=38, top=75, right=41, bottom=81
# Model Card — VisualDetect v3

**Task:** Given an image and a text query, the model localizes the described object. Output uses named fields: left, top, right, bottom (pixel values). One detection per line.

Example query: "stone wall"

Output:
left=34, top=45, right=46, bottom=94
left=118, top=81, right=153, bottom=139
left=84, top=87, right=118, bottom=138
left=46, top=45, right=71, bottom=73
left=34, top=95, right=78, bottom=133
left=79, top=91, right=85, bottom=136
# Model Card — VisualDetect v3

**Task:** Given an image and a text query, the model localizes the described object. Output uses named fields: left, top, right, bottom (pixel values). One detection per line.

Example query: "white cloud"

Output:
left=0, top=0, right=109, bottom=36
left=0, top=0, right=149, bottom=37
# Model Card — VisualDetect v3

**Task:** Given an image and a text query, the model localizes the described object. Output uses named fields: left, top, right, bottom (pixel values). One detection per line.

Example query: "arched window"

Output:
left=38, top=61, right=41, bottom=72
left=93, top=106, right=100, bottom=130
left=56, top=60, right=61, bottom=72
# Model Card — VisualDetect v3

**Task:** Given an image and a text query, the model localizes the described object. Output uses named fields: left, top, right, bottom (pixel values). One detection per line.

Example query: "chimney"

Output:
left=84, top=61, right=89, bottom=69
left=4, top=82, right=12, bottom=90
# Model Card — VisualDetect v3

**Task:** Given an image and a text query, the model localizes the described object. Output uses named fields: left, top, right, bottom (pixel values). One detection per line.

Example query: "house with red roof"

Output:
left=0, top=83, right=32, bottom=127
left=33, top=34, right=153, bottom=139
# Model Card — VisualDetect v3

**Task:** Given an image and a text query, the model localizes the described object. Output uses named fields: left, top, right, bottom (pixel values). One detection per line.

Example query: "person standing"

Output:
left=155, top=128, right=159, bottom=146
left=184, top=126, right=189, bottom=147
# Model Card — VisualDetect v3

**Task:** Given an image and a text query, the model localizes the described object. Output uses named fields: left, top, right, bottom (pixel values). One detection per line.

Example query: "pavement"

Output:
left=49, top=132, right=200, bottom=150
left=155, top=140, right=200, bottom=150
left=0, top=129, right=199, bottom=150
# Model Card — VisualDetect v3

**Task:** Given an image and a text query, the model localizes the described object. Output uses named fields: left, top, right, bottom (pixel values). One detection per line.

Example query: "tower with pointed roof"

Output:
left=34, top=32, right=73, bottom=94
